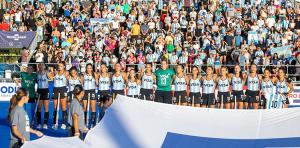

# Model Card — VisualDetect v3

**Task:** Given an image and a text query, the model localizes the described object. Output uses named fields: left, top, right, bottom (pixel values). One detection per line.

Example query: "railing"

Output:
left=0, top=62, right=299, bottom=76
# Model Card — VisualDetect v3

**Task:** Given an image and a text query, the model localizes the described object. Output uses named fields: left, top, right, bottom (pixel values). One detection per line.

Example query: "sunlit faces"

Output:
left=278, top=69, right=285, bottom=78
left=129, top=69, right=135, bottom=79
left=70, top=69, right=77, bottom=77
left=176, top=65, right=184, bottom=74
left=161, top=61, right=168, bottom=70
left=264, top=69, right=270, bottom=78
left=86, top=64, right=93, bottom=74
left=206, top=67, right=213, bottom=75
left=192, top=67, right=199, bottom=76
left=234, top=65, right=240, bottom=74
left=100, top=64, right=107, bottom=73
left=115, top=63, right=121, bottom=72
left=250, top=65, right=257, bottom=73
left=221, top=67, right=228, bottom=76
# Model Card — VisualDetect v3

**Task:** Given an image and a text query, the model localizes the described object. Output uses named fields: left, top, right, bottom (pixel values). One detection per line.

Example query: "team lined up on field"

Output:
left=35, top=61, right=293, bottom=129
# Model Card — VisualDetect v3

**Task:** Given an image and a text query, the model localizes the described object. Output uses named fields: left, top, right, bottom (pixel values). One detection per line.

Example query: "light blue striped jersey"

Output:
left=54, top=73, right=67, bottom=87
left=232, top=76, right=243, bottom=91
left=189, top=77, right=201, bottom=93
left=141, top=74, right=154, bottom=89
left=127, top=81, right=139, bottom=96
left=174, top=75, right=187, bottom=91
left=247, top=74, right=260, bottom=91
left=276, top=79, right=288, bottom=94
left=98, top=74, right=110, bottom=91
left=261, top=79, right=274, bottom=94
left=218, top=77, right=230, bottom=92
left=268, top=93, right=284, bottom=109
left=112, top=74, right=125, bottom=90
left=202, top=76, right=215, bottom=94
left=83, top=74, right=96, bottom=90
left=69, top=76, right=81, bottom=92
left=37, top=72, right=48, bottom=89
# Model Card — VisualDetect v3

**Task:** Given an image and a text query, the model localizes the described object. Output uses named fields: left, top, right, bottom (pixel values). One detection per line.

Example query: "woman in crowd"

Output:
left=127, top=69, right=141, bottom=98
left=244, top=64, right=262, bottom=110
left=173, top=64, right=189, bottom=106
left=189, top=66, right=202, bottom=107
left=217, top=67, right=231, bottom=109
left=230, top=65, right=245, bottom=109
left=275, top=69, right=294, bottom=108
left=8, top=88, right=43, bottom=148
left=68, top=67, right=82, bottom=108
left=36, top=63, right=51, bottom=129
left=82, top=63, right=97, bottom=127
left=140, top=63, right=156, bottom=101
left=52, top=62, right=69, bottom=129
left=112, top=63, right=128, bottom=99
left=68, top=84, right=87, bottom=140
left=201, top=66, right=217, bottom=108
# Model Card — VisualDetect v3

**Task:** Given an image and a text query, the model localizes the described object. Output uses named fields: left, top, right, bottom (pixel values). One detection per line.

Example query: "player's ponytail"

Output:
left=7, top=88, right=28, bottom=121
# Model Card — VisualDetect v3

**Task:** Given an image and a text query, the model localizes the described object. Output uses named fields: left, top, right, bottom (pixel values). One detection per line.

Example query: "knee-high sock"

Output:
left=91, top=112, right=96, bottom=126
left=44, top=112, right=49, bottom=125
left=84, top=112, right=87, bottom=125
left=37, top=112, right=41, bottom=124
left=53, top=111, right=57, bottom=124
left=62, top=111, right=67, bottom=125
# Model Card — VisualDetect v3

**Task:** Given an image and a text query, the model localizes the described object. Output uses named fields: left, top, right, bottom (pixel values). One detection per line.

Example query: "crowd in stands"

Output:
left=0, top=0, right=300, bottom=78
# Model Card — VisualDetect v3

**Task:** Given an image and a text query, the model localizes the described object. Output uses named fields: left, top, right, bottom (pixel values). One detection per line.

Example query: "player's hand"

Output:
left=35, top=131, right=44, bottom=137
left=74, top=132, right=80, bottom=137
left=21, top=137, right=26, bottom=143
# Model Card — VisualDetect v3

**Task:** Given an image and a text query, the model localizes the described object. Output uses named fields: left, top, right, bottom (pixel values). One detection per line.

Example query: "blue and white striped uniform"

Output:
left=84, top=74, right=96, bottom=90
left=127, top=81, right=139, bottom=96
left=179, top=56, right=188, bottom=64
left=98, top=75, right=110, bottom=91
left=112, top=75, right=125, bottom=90
left=276, top=79, right=288, bottom=94
left=174, top=75, right=187, bottom=91
left=189, top=77, right=201, bottom=93
left=54, top=74, right=67, bottom=87
left=69, top=77, right=81, bottom=92
left=247, top=75, right=260, bottom=91
left=38, top=73, right=48, bottom=89
left=141, top=74, right=154, bottom=89
left=261, top=79, right=274, bottom=95
left=202, top=77, right=215, bottom=94
left=268, top=93, right=284, bottom=109
left=218, top=78, right=230, bottom=92
left=232, top=76, right=243, bottom=91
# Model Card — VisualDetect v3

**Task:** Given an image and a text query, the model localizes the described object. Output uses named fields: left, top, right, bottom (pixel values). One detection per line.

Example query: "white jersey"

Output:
left=83, top=74, right=96, bottom=90
left=189, top=77, right=201, bottom=93
left=247, top=74, right=260, bottom=91
left=69, top=77, right=81, bottom=92
left=276, top=79, right=289, bottom=94
left=141, top=74, right=154, bottom=89
left=127, top=81, right=139, bottom=96
left=202, top=76, right=215, bottom=94
left=98, top=74, right=110, bottom=91
left=174, top=75, right=187, bottom=91
left=218, top=78, right=230, bottom=92
left=261, top=79, right=274, bottom=94
left=232, top=76, right=243, bottom=91
left=37, top=72, right=48, bottom=89
left=112, top=74, right=125, bottom=90
left=54, top=73, right=67, bottom=87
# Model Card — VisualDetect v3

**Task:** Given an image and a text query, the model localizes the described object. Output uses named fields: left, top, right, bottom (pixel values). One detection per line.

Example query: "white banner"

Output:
left=0, top=83, right=19, bottom=101
left=84, top=95, right=300, bottom=148
left=21, top=95, right=300, bottom=148
left=288, top=86, right=300, bottom=106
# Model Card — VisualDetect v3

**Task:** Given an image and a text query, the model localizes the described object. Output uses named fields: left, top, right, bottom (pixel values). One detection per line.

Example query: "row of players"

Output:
left=34, top=62, right=293, bottom=129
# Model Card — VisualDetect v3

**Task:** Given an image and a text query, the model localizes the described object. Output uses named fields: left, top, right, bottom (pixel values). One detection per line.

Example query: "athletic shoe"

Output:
left=43, top=124, right=48, bottom=129
left=61, top=124, right=66, bottom=130
left=37, top=124, right=42, bottom=129
left=52, top=124, right=58, bottom=130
